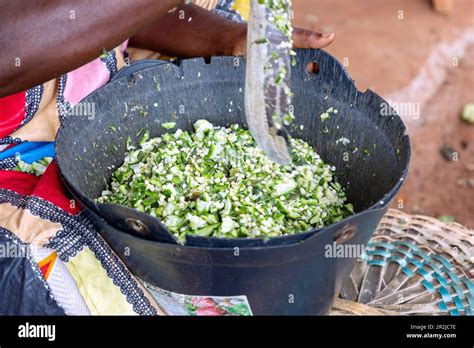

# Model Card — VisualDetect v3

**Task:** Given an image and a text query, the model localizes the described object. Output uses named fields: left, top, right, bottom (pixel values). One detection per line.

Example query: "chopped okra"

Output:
left=97, top=120, right=353, bottom=243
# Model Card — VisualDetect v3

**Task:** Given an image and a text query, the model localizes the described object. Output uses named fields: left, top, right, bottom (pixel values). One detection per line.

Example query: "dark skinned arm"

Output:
left=129, top=4, right=335, bottom=58
left=0, top=0, right=183, bottom=97
left=0, top=1, right=335, bottom=98
left=129, top=4, right=246, bottom=58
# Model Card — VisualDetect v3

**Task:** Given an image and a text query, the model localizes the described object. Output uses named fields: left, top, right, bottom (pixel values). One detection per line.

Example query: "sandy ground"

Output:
left=396, top=46, right=474, bottom=225
left=293, top=0, right=474, bottom=227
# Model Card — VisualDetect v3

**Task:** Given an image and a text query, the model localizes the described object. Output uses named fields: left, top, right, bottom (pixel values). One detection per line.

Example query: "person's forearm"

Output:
left=0, top=0, right=182, bottom=97
left=129, top=4, right=246, bottom=58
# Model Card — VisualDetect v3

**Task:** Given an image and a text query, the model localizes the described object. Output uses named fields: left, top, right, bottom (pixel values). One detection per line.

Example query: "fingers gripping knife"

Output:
left=245, top=0, right=293, bottom=165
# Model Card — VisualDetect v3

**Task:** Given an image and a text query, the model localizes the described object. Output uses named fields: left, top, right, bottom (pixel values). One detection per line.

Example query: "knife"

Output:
left=245, top=0, right=293, bottom=165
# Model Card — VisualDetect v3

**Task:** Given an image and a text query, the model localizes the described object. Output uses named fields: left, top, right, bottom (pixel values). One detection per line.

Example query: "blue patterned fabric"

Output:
left=213, top=0, right=244, bottom=22
left=100, top=50, right=119, bottom=81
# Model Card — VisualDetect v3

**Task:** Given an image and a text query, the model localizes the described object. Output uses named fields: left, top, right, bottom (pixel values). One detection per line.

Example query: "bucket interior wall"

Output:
left=55, top=49, right=410, bottom=314
left=57, top=49, right=410, bottom=214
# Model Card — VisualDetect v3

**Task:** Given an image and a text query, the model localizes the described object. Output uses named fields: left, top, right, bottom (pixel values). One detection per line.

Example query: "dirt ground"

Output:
left=396, top=46, right=474, bottom=226
left=293, top=0, right=474, bottom=227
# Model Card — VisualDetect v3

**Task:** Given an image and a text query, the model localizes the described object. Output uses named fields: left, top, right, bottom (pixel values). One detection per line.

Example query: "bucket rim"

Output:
left=56, top=49, right=411, bottom=248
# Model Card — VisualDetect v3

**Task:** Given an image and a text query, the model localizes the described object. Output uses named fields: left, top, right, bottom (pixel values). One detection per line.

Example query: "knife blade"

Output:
left=245, top=0, right=293, bottom=165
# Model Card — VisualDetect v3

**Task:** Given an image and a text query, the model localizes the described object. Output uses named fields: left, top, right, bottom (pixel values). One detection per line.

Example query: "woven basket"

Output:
left=330, top=209, right=474, bottom=315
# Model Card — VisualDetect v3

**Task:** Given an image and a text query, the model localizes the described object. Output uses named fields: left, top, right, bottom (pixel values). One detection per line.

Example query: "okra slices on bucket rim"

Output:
left=97, top=119, right=353, bottom=243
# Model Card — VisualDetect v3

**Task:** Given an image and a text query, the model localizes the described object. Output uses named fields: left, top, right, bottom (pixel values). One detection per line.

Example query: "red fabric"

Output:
left=4, top=144, right=18, bottom=151
left=0, top=170, right=39, bottom=195
left=0, top=91, right=26, bottom=139
left=39, top=260, right=53, bottom=277
left=0, top=162, right=80, bottom=215
left=31, top=162, right=80, bottom=215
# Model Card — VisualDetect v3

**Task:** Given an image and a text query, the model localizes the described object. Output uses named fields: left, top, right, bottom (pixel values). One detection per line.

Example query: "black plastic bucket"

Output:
left=56, top=49, right=410, bottom=314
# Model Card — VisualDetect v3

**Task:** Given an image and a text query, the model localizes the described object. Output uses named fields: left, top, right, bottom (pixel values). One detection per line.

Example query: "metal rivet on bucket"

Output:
left=334, top=225, right=356, bottom=244
left=125, top=218, right=149, bottom=236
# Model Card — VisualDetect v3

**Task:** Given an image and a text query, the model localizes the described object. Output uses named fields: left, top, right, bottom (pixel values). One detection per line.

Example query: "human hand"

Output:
left=231, top=27, right=336, bottom=56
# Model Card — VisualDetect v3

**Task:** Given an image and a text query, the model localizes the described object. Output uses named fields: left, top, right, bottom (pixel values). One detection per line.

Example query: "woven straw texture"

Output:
left=331, top=209, right=474, bottom=315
